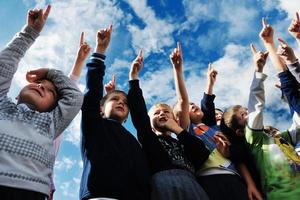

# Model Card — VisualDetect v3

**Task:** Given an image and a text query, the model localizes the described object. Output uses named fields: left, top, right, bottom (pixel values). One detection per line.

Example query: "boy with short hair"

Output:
left=79, top=25, right=150, bottom=200
left=0, top=5, right=83, bottom=200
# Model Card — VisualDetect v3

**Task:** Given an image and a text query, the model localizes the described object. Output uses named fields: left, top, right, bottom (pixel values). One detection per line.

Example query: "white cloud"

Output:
left=64, top=112, right=82, bottom=146
left=126, top=0, right=176, bottom=56
left=55, top=156, right=77, bottom=171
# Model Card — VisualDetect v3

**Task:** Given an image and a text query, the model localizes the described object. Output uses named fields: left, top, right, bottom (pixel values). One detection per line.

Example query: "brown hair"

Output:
left=222, top=105, right=245, bottom=131
left=100, top=90, right=127, bottom=107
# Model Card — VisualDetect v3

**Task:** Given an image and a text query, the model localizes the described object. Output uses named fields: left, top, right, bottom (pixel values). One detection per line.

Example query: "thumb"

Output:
left=278, top=37, right=288, bottom=48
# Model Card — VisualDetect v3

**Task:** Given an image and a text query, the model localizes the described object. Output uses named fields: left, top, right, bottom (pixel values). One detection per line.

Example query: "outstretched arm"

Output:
left=259, top=18, right=287, bottom=73
left=69, top=32, right=91, bottom=82
left=82, top=25, right=112, bottom=115
left=201, top=63, right=217, bottom=126
left=170, top=42, right=190, bottom=130
left=247, top=44, right=268, bottom=130
left=0, top=5, right=51, bottom=98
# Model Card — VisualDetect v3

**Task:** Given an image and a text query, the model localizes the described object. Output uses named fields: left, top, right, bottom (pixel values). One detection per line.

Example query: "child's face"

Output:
left=149, top=105, right=174, bottom=132
left=235, top=107, right=248, bottom=127
left=215, top=110, right=223, bottom=124
left=189, top=103, right=204, bottom=124
left=18, top=79, right=57, bottom=112
left=102, top=92, right=129, bottom=123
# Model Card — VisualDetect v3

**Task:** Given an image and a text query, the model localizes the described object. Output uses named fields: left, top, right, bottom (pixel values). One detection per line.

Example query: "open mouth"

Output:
left=158, top=117, right=167, bottom=122
left=115, top=106, right=125, bottom=112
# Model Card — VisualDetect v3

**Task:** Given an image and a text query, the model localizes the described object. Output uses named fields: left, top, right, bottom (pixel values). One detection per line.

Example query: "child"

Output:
left=182, top=63, right=261, bottom=200
left=0, top=5, right=83, bottom=200
left=221, top=39, right=300, bottom=199
left=215, top=108, right=223, bottom=126
left=127, top=46, right=209, bottom=200
left=49, top=32, right=91, bottom=200
left=79, top=25, right=150, bottom=200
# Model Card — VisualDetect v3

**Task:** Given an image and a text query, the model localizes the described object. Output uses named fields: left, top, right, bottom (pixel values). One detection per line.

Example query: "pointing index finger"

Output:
left=80, top=32, right=84, bottom=45
left=43, top=4, right=51, bottom=20
left=250, top=43, right=257, bottom=55
left=262, top=17, right=267, bottom=28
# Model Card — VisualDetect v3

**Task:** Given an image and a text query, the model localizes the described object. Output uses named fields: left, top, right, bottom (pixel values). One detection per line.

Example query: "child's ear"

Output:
left=235, top=129, right=244, bottom=137
left=15, top=95, right=19, bottom=101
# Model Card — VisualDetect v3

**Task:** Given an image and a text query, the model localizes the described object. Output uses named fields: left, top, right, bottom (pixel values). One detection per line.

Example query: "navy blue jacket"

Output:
left=80, top=53, right=150, bottom=200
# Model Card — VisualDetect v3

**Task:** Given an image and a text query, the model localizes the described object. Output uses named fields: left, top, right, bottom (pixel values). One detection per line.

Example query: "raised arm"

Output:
left=128, top=50, right=173, bottom=172
left=26, top=68, right=83, bottom=138
left=0, top=5, right=50, bottom=97
left=81, top=25, right=112, bottom=116
left=259, top=18, right=287, bottom=73
left=288, top=12, right=300, bottom=47
left=201, top=64, right=217, bottom=126
left=170, top=42, right=190, bottom=130
left=69, top=32, right=91, bottom=82
left=247, top=44, right=268, bottom=130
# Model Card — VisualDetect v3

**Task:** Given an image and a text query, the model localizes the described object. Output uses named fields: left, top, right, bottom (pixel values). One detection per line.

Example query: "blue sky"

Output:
left=0, top=0, right=300, bottom=199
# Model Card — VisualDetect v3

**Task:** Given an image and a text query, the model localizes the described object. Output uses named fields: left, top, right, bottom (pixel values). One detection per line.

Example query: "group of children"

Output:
left=1, top=5, right=300, bottom=200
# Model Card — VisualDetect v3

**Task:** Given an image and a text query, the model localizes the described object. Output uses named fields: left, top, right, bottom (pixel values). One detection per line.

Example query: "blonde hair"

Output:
left=148, top=103, right=175, bottom=119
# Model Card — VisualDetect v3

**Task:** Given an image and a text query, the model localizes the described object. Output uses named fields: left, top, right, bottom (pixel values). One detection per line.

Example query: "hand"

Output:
left=27, top=5, right=51, bottom=33
left=250, top=43, right=269, bottom=72
left=96, top=24, right=113, bottom=54
left=277, top=38, right=297, bottom=64
left=26, top=68, right=49, bottom=83
left=170, top=42, right=183, bottom=71
left=77, top=32, right=91, bottom=61
left=288, top=12, right=300, bottom=40
left=247, top=184, right=263, bottom=200
left=207, top=63, right=218, bottom=86
left=129, top=49, right=143, bottom=80
left=158, top=118, right=183, bottom=134
left=214, top=132, right=231, bottom=158
left=105, top=75, right=116, bottom=94
left=259, top=18, right=274, bottom=44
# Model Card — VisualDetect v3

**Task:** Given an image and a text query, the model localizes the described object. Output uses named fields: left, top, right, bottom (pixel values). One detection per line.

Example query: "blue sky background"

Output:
left=0, top=0, right=300, bottom=199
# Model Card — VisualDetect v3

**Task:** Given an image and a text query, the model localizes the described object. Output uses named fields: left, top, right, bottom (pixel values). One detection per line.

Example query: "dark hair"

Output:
left=100, top=90, right=127, bottom=107
left=215, top=108, right=223, bottom=113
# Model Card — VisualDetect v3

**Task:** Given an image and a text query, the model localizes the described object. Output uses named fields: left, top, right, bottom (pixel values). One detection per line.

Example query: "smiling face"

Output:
left=189, top=102, right=204, bottom=124
left=101, top=91, right=129, bottom=123
left=17, top=79, right=57, bottom=112
left=149, top=103, right=175, bottom=133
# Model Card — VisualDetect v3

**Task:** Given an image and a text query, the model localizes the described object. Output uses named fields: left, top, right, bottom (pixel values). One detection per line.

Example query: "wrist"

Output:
left=95, top=46, right=106, bottom=54
left=173, top=126, right=184, bottom=135
left=129, top=74, right=138, bottom=80
left=286, top=57, right=298, bottom=65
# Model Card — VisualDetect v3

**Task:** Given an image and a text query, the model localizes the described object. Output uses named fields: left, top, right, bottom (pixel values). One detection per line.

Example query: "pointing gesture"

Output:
left=288, top=12, right=300, bottom=40
left=277, top=38, right=297, bottom=65
left=27, top=4, right=51, bottom=33
left=259, top=18, right=274, bottom=44
left=96, top=24, right=113, bottom=54
left=77, top=32, right=91, bottom=61
left=250, top=43, right=268, bottom=72
left=129, top=50, right=143, bottom=80
left=170, top=42, right=183, bottom=71
left=105, top=75, right=116, bottom=94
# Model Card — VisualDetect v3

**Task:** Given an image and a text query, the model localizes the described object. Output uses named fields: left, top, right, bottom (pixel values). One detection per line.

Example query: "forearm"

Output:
left=47, top=69, right=83, bottom=137
left=239, top=163, right=257, bottom=188
left=264, top=42, right=287, bottom=72
left=206, top=82, right=214, bottom=95
left=0, top=26, right=39, bottom=96
left=70, top=59, right=85, bottom=79
left=82, top=53, right=105, bottom=113
left=279, top=70, right=300, bottom=114
left=201, top=93, right=217, bottom=126
left=173, top=69, right=190, bottom=129
left=287, top=61, right=300, bottom=83
left=247, top=72, right=266, bottom=129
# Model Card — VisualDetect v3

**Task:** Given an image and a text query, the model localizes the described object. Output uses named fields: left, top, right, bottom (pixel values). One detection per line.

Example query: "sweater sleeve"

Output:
left=247, top=72, right=267, bottom=130
left=201, top=93, right=217, bottom=126
left=128, top=80, right=173, bottom=173
left=286, top=61, right=300, bottom=83
left=279, top=70, right=300, bottom=115
left=47, top=69, right=83, bottom=138
left=0, top=26, right=39, bottom=98
left=177, top=130, right=209, bottom=170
